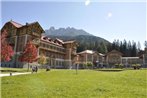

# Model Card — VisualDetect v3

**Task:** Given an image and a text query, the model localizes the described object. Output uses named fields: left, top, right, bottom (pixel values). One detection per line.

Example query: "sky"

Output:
left=1, top=0, right=147, bottom=49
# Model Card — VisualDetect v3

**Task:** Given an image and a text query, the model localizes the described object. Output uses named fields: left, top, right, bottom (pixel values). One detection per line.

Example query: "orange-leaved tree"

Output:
left=0, top=30, right=14, bottom=62
left=19, top=41, right=38, bottom=71
left=38, top=54, right=47, bottom=68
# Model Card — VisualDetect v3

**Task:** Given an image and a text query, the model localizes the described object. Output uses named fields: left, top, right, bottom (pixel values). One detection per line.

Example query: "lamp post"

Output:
left=76, top=55, right=79, bottom=74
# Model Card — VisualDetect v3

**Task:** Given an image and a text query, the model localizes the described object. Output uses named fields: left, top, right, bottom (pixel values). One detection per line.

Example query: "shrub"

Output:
left=132, top=64, right=141, bottom=70
left=83, top=62, right=93, bottom=69
left=114, top=64, right=123, bottom=68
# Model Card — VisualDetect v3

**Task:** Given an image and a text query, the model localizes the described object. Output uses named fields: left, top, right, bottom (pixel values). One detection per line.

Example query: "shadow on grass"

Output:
left=95, top=69, right=124, bottom=72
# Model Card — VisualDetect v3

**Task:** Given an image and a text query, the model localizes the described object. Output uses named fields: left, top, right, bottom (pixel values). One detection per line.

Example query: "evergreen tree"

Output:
left=99, top=41, right=108, bottom=54
left=145, top=41, right=147, bottom=48
left=131, top=41, right=137, bottom=57
left=127, top=41, right=132, bottom=57
left=137, top=41, right=141, bottom=52
left=123, top=40, right=127, bottom=56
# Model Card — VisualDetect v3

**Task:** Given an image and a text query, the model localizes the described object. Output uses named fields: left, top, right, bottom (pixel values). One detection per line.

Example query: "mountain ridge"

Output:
left=45, top=26, right=93, bottom=37
left=45, top=27, right=110, bottom=52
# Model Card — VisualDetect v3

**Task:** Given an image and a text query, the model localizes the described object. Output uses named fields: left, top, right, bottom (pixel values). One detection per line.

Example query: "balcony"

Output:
left=32, top=38, right=40, bottom=45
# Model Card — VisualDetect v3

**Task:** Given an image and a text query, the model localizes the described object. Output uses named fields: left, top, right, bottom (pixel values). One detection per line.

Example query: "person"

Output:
left=32, top=66, right=35, bottom=73
left=46, top=65, right=50, bottom=71
left=32, top=66, right=38, bottom=73
left=36, top=66, right=38, bottom=73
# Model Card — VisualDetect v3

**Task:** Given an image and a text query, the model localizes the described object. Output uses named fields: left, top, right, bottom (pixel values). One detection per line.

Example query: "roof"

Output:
left=41, top=36, right=63, bottom=47
left=98, top=53, right=105, bottom=56
left=106, top=50, right=123, bottom=56
left=64, top=40, right=76, bottom=44
left=8, top=20, right=45, bottom=33
left=121, top=57, right=139, bottom=59
left=77, top=50, right=94, bottom=54
left=55, top=38, right=64, bottom=44
left=9, top=20, right=23, bottom=28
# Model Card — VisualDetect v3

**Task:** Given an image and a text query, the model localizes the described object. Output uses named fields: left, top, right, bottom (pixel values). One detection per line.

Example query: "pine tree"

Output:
left=99, top=41, right=108, bottom=54
left=127, top=41, right=132, bottom=57
left=131, top=41, right=137, bottom=57
left=137, top=41, right=141, bottom=52
left=145, top=41, right=147, bottom=48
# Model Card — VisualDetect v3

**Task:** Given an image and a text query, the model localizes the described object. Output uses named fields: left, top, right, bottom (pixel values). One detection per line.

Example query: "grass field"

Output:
left=1, top=69, right=147, bottom=98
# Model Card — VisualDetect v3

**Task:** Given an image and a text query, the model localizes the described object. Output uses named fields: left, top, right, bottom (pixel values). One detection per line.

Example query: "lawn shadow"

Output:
left=95, top=69, right=124, bottom=72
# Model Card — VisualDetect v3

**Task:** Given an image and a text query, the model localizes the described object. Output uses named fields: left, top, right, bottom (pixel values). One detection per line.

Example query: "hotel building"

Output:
left=1, top=20, right=77, bottom=68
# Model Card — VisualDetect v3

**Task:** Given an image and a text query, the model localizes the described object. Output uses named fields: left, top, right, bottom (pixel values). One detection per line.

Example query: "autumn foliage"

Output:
left=38, top=54, right=47, bottom=66
left=0, top=30, right=14, bottom=62
left=19, top=41, right=38, bottom=71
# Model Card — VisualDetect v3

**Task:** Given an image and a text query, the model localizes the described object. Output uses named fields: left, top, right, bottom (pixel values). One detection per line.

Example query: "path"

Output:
left=0, top=72, right=31, bottom=77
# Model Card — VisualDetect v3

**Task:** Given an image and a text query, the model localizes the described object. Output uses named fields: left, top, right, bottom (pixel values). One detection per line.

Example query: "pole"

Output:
left=76, top=55, right=79, bottom=74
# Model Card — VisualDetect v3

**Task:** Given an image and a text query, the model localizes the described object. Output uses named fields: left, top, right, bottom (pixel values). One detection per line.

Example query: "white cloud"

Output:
left=106, top=12, right=113, bottom=20
left=85, top=0, right=90, bottom=6
left=107, top=12, right=112, bottom=18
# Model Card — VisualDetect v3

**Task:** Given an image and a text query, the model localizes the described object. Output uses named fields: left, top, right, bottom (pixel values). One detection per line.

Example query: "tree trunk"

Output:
left=28, top=62, right=30, bottom=72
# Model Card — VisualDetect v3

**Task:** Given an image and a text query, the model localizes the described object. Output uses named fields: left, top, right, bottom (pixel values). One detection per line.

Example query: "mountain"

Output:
left=45, top=27, right=111, bottom=53
left=45, top=27, right=93, bottom=36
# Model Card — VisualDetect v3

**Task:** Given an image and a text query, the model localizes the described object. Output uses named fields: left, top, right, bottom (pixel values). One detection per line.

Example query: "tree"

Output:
left=0, top=30, right=14, bottom=62
left=99, top=41, right=108, bottom=54
left=19, top=41, right=38, bottom=71
left=137, top=41, right=141, bottom=52
left=131, top=41, right=137, bottom=57
left=38, top=54, right=47, bottom=68
left=145, top=41, right=147, bottom=48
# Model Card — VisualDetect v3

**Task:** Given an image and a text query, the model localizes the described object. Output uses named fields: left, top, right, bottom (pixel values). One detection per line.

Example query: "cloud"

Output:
left=107, top=12, right=112, bottom=18
left=106, top=12, right=113, bottom=20
left=85, top=0, right=90, bottom=6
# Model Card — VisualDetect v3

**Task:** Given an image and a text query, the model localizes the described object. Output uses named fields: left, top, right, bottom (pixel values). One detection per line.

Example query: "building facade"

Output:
left=106, top=50, right=143, bottom=67
left=1, top=20, right=77, bottom=68
left=76, top=50, right=104, bottom=68
left=106, top=50, right=123, bottom=66
left=142, top=48, right=147, bottom=67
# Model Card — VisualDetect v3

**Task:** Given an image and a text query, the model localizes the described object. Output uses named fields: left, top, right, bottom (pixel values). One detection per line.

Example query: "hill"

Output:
left=45, top=27, right=111, bottom=53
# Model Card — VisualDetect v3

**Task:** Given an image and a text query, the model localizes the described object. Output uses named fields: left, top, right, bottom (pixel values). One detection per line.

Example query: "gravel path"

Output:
left=0, top=72, right=31, bottom=77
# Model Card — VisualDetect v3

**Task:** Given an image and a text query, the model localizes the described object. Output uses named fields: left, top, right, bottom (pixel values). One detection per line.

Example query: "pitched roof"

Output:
left=64, top=40, right=76, bottom=44
left=77, top=50, right=94, bottom=54
left=98, top=53, right=105, bottom=56
left=9, top=20, right=23, bottom=28
left=55, top=38, right=64, bottom=44
left=41, top=36, right=63, bottom=47
left=106, top=50, right=123, bottom=55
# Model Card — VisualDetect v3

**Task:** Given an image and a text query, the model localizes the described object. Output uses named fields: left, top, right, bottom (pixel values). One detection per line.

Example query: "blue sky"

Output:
left=1, top=0, right=146, bottom=49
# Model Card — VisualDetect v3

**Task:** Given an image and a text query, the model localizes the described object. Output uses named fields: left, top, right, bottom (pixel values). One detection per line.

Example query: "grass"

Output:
left=1, top=69, right=147, bottom=98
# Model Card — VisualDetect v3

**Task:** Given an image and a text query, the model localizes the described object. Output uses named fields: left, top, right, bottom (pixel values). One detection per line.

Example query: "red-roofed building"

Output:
left=1, top=20, right=78, bottom=68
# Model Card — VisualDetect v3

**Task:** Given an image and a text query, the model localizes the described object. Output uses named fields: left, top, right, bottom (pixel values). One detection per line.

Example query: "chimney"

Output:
left=26, top=22, right=29, bottom=26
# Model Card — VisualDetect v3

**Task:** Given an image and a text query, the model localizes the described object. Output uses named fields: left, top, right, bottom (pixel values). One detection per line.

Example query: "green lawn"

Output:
left=1, top=69, right=147, bottom=98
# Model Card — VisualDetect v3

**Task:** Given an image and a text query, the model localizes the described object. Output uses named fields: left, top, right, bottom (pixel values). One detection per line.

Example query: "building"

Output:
left=39, top=36, right=77, bottom=68
left=106, top=50, right=123, bottom=66
left=140, top=48, right=147, bottom=67
left=121, top=57, right=142, bottom=67
left=76, top=50, right=104, bottom=68
left=144, top=48, right=147, bottom=65
left=1, top=20, right=78, bottom=68
left=106, top=50, right=143, bottom=67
